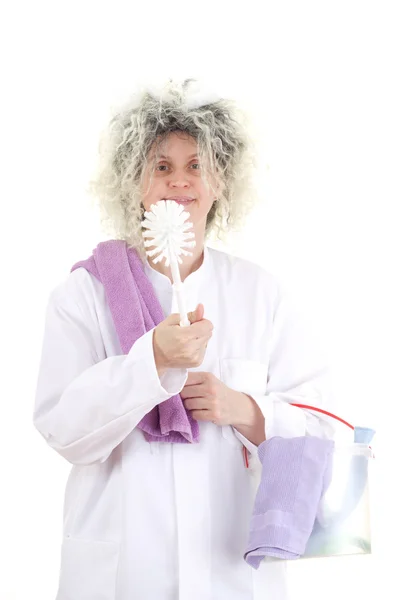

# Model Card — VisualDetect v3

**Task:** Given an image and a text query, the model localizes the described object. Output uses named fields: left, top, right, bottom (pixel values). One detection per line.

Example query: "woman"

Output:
left=33, top=79, right=334, bottom=600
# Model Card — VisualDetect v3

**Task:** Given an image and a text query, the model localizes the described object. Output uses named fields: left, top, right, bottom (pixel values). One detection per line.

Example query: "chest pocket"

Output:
left=219, top=357, right=269, bottom=446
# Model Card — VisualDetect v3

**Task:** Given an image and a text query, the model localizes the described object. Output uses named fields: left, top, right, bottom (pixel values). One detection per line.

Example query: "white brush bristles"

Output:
left=141, top=200, right=196, bottom=267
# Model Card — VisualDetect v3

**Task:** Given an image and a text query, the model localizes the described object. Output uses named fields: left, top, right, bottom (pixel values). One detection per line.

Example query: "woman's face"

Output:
left=141, top=131, right=217, bottom=236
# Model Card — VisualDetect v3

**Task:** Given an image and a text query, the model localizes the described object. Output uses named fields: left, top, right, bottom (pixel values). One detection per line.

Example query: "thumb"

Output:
left=187, top=303, right=204, bottom=324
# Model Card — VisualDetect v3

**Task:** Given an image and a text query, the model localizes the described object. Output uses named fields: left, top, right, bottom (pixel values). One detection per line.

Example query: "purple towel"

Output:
left=244, top=436, right=334, bottom=568
left=71, top=239, right=200, bottom=444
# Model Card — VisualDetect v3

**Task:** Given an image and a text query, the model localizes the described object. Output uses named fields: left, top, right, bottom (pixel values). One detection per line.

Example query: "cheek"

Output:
left=141, top=180, right=160, bottom=210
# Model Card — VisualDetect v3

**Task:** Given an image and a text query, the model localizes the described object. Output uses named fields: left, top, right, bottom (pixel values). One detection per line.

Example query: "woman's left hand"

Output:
left=180, top=371, right=255, bottom=427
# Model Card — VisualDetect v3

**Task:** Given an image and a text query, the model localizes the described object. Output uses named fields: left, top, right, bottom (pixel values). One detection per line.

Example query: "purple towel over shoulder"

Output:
left=71, top=239, right=200, bottom=444
left=244, top=436, right=334, bottom=568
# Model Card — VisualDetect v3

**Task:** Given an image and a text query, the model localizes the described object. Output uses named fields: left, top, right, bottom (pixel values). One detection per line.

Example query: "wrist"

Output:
left=232, top=392, right=266, bottom=446
left=152, top=330, right=168, bottom=377
left=231, top=392, right=260, bottom=427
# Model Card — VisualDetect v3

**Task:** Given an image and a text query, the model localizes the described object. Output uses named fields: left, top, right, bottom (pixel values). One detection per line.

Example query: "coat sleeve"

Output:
left=234, top=280, right=337, bottom=455
left=33, top=281, right=188, bottom=466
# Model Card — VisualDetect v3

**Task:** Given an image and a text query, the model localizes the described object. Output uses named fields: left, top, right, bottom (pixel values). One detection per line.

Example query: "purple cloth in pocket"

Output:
left=244, top=436, right=334, bottom=568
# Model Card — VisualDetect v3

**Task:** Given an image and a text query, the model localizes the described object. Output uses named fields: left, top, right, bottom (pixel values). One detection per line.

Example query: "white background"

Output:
left=1, top=1, right=399, bottom=598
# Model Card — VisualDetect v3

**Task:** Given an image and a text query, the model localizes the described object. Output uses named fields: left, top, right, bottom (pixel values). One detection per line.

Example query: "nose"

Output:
left=167, top=168, right=191, bottom=188
left=169, top=180, right=190, bottom=190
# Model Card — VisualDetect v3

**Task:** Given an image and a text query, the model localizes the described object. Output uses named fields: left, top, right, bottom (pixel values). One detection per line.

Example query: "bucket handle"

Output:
left=289, top=403, right=354, bottom=430
left=289, top=404, right=374, bottom=455
left=242, top=403, right=356, bottom=468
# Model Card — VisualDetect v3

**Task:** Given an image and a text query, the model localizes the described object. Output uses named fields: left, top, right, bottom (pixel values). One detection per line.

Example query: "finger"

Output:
left=187, top=303, right=204, bottom=324
left=184, top=372, right=208, bottom=386
left=190, top=409, right=214, bottom=422
left=181, top=383, right=206, bottom=397
left=183, top=397, right=209, bottom=410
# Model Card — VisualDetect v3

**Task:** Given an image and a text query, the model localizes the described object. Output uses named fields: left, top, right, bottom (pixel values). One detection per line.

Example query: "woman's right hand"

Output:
left=153, top=303, right=213, bottom=374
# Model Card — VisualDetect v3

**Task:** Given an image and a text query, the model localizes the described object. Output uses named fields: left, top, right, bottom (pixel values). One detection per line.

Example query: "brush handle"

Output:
left=169, top=252, right=190, bottom=327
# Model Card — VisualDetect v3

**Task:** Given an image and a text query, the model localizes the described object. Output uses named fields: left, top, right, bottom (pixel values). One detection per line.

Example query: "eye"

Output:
left=155, top=161, right=201, bottom=172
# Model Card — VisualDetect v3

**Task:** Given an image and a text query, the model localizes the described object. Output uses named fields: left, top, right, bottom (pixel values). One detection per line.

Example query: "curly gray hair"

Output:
left=87, top=78, right=263, bottom=263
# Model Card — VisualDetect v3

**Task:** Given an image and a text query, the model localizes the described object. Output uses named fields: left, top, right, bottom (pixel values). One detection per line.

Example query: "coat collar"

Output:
left=144, top=244, right=211, bottom=291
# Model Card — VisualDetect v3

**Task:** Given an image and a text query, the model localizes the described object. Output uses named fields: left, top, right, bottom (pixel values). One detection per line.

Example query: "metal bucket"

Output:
left=302, top=441, right=374, bottom=558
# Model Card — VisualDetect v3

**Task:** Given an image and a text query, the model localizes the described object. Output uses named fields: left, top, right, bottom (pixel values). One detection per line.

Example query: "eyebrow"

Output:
left=155, top=153, right=199, bottom=161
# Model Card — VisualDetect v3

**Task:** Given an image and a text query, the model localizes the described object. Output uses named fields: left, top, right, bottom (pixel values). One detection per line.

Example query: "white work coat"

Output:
left=33, top=243, right=334, bottom=600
